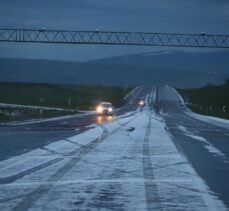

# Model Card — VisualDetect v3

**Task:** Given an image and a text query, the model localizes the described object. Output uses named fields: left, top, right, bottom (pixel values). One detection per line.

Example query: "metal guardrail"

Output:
left=0, top=103, right=75, bottom=112
left=0, top=29, right=229, bottom=48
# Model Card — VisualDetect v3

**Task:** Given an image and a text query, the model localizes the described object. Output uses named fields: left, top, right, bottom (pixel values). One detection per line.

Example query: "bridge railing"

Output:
left=0, top=29, right=229, bottom=48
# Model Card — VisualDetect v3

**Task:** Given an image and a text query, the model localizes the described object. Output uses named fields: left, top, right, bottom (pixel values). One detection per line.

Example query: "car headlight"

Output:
left=108, top=108, right=113, bottom=112
left=96, top=106, right=103, bottom=113
left=139, top=100, right=144, bottom=106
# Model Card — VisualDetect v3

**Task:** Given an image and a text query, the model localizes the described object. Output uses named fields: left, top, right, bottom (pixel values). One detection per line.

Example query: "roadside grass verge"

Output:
left=177, top=82, right=229, bottom=120
left=0, top=82, right=133, bottom=122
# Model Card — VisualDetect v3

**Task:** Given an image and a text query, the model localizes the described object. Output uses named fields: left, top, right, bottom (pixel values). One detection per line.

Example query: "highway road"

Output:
left=158, top=86, right=229, bottom=210
left=0, top=87, right=148, bottom=161
left=0, top=86, right=229, bottom=210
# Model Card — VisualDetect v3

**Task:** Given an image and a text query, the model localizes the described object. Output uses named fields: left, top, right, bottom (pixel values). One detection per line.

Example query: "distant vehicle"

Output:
left=139, top=100, right=145, bottom=106
left=138, top=100, right=145, bottom=112
left=96, top=102, right=113, bottom=116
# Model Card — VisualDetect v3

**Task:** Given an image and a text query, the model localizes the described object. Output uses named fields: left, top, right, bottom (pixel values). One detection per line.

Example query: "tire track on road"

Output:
left=11, top=125, right=108, bottom=211
left=0, top=112, right=140, bottom=186
left=143, top=88, right=164, bottom=210
left=0, top=157, right=62, bottom=184
left=142, top=115, right=164, bottom=211
left=12, top=114, right=140, bottom=210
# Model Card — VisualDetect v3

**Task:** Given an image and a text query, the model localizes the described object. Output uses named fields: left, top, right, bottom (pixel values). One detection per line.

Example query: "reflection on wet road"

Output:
left=96, top=115, right=113, bottom=124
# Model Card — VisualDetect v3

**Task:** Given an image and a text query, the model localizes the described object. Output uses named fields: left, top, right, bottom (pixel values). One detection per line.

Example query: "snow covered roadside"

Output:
left=186, top=111, right=229, bottom=130
left=174, top=87, right=185, bottom=104
left=175, top=88, right=229, bottom=129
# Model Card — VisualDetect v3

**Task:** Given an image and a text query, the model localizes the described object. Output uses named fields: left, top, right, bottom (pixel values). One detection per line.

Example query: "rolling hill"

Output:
left=0, top=50, right=228, bottom=88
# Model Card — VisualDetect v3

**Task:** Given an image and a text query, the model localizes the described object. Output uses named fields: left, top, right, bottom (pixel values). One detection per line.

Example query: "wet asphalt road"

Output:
left=0, top=87, right=149, bottom=161
left=1, top=85, right=229, bottom=210
left=158, top=86, right=229, bottom=209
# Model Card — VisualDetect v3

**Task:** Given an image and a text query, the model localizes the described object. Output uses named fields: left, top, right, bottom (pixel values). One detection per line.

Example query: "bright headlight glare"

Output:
left=97, top=106, right=103, bottom=113
left=139, top=100, right=144, bottom=106
left=108, top=108, right=113, bottom=112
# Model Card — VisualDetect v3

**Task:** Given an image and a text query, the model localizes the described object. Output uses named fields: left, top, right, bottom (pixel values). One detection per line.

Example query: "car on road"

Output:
left=96, top=102, right=114, bottom=116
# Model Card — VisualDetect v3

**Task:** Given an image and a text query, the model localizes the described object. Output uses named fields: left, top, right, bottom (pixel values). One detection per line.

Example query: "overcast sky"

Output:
left=0, top=0, right=229, bottom=61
